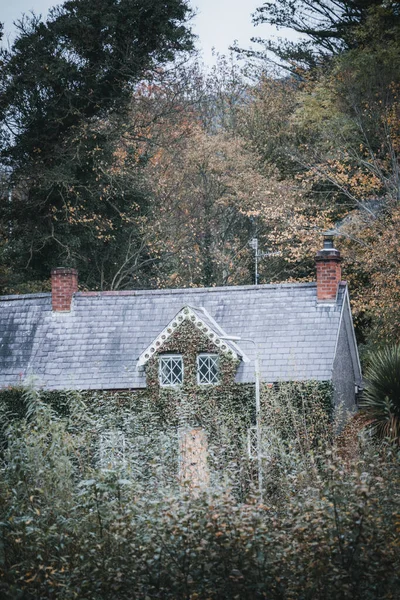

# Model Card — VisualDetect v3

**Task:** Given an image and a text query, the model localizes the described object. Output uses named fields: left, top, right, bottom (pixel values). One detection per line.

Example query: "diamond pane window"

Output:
left=99, top=430, right=127, bottom=470
left=247, top=426, right=257, bottom=459
left=247, top=426, right=273, bottom=461
left=159, top=355, right=184, bottom=386
left=197, top=354, right=219, bottom=385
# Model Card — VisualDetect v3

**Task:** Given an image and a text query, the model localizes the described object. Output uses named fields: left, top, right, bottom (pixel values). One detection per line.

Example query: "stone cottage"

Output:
left=0, top=236, right=362, bottom=410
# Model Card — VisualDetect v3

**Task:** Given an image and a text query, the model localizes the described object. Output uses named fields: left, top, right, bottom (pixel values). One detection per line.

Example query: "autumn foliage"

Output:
left=1, top=1, right=400, bottom=346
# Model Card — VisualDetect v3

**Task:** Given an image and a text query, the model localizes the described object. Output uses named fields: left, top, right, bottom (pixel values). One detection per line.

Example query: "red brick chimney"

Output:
left=315, top=235, right=342, bottom=302
left=51, top=268, right=78, bottom=311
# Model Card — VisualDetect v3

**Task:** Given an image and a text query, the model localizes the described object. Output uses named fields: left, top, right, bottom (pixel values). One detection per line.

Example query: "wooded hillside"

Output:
left=1, top=0, right=400, bottom=347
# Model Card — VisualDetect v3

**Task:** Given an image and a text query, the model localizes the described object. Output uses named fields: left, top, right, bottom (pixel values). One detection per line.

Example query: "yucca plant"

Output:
left=361, top=345, right=400, bottom=443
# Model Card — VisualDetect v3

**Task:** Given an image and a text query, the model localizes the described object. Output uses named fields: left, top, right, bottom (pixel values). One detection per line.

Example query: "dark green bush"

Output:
left=1, top=386, right=397, bottom=599
left=361, top=344, right=400, bottom=443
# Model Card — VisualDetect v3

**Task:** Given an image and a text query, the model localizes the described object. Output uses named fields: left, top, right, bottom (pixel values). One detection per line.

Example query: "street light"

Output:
left=220, top=335, right=263, bottom=502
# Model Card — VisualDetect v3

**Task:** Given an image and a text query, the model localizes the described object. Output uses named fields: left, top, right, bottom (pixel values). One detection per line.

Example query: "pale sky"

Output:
left=0, top=0, right=284, bottom=66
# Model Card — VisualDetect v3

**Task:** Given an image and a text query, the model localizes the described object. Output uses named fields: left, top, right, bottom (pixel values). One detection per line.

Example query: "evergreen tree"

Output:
left=250, top=0, right=400, bottom=69
left=0, top=0, right=193, bottom=290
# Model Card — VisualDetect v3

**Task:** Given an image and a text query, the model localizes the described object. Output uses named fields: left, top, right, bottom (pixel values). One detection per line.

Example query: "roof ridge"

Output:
left=0, top=281, right=349, bottom=302
left=0, top=293, right=50, bottom=301
left=76, top=281, right=319, bottom=297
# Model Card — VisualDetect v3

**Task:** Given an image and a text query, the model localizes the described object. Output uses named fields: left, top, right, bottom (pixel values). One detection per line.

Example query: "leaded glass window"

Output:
left=247, top=426, right=273, bottom=461
left=159, top=355, right=184, bottom=386
left=99, top=430, right=127, bottom=470
left=197, top=354, right=219, bottom=385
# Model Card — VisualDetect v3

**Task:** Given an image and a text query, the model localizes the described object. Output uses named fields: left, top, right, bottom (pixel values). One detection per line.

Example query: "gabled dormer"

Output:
left=137, top=305, right=248, bottom=389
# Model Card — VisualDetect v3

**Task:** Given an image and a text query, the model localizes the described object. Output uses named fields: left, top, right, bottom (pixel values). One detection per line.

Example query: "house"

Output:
left=0, top=236, right=362, bottom=410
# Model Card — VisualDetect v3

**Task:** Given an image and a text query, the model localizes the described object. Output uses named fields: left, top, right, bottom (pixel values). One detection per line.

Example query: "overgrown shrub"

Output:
left=0, top=380, right=333, bottom=500
left=0, top=386, right=398, bottom=599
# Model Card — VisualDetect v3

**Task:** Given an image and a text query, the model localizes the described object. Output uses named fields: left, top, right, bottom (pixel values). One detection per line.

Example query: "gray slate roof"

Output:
left=0, top=282, right=347, bottom=390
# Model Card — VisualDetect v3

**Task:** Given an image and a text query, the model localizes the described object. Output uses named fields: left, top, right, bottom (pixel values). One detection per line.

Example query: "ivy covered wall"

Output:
left=145, top=319, right=240, bottom=393
left=0, top=318, right=334, bottom=498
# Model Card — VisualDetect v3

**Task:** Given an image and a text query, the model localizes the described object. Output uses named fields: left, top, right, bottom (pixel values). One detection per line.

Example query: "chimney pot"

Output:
left=51, top=267, right=78, bottom=311
left=323, top=234, right=334, bottom=249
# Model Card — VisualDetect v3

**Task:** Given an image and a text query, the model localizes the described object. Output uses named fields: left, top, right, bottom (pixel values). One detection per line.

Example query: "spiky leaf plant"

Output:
left=361, top=345, right=400, bottom=443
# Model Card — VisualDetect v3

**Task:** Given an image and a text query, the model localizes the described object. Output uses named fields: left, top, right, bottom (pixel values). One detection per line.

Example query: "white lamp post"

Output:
left=220, top=335, right=263, bottom=502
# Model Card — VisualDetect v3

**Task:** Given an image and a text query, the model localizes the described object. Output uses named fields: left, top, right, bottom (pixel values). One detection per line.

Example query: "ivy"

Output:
left=0, top=320, right=334, bottom=499
left=0, top=321, right=334, bottom=503
left=0, top=385, right=398, bottom=599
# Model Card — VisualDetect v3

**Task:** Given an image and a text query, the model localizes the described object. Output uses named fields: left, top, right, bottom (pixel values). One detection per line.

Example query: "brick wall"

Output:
left=316, top=249, right=342, bottom=302
left=51, top=268, right=78, bottom=311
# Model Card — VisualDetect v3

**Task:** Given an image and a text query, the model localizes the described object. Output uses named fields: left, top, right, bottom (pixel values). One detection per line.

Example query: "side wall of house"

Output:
left=332, top=314, right=357, bottom=412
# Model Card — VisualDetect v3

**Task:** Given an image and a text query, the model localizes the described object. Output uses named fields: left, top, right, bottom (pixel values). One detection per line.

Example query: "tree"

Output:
left=145, top=127, right=265, bottom=287
left=237, top=0, right=400, bottom=341
left=1, top=0, right=193, bottom=169
left=144, top=118, right=332, bottom=288
left=289, top=28, right=400, bottom=340
left=237, top=75, right=300, bottom=176
left=0, top=0, right=193, bottom=290
left=250, top=1, right=400, bottom=70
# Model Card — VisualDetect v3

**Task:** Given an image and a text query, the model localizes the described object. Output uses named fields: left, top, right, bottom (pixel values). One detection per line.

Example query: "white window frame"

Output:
left=159, top=354, right=184, bottom=387
left=247, top=426, right=273, bottom=462
left=99, top=430, right=127, bottom=470
left=247, top=426, right=257, bottom=460
left=197, top=353, right=219, bottom=385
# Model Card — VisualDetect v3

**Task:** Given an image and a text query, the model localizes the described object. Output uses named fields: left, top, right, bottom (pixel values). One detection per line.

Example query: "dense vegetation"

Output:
left=0, top=0, right=399, bottom=346
left=361, top=344, right=400, bottom=441
left=0, top=387, right=398, bottom=599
